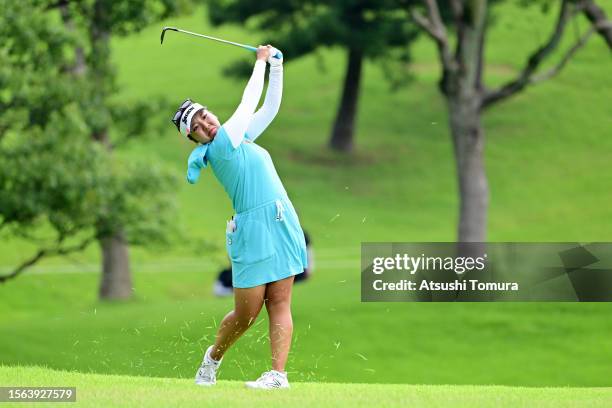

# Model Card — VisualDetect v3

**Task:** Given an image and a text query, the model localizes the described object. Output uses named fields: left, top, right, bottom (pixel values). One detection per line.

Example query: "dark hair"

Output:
left=171, top=98, right=200, bottom=144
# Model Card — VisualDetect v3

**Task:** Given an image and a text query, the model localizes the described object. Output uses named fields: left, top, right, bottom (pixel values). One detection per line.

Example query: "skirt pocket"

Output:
left=228, top=218, right=275, bottom=265
left=225, top=230, right=236, bottom=259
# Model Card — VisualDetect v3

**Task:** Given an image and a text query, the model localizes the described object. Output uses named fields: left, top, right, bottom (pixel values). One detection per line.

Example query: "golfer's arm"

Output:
left=246, top=65, right=283, bottom=142
left=223, top=60, right=266, bottom=148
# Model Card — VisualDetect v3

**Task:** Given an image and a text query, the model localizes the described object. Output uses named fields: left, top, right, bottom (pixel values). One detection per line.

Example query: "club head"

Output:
left=160, top=26, right=178, bottom=45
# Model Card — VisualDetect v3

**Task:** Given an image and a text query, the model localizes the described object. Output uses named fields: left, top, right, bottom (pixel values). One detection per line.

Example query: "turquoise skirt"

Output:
left=226, top=196, right=307, bottom=288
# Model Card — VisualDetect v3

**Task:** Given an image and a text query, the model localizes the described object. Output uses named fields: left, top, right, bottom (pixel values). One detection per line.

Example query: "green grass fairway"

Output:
left=1, top=267, right=612, bottom=387
left=2, top=366, right=611, bottom=408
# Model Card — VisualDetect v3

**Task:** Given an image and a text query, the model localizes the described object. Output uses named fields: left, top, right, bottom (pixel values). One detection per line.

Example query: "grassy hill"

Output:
left=2, top=366, right=611, bottom=408
left=1, top=0, right=612, bottom=391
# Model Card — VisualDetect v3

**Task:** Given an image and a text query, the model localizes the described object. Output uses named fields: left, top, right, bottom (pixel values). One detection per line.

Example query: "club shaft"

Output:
left=171, top=28, right=256, bottom=52
left=162, top=27, right=283, bottom=59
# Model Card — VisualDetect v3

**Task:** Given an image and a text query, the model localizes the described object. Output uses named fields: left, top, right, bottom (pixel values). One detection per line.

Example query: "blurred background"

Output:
left=1, top=0, right=611, bottom=386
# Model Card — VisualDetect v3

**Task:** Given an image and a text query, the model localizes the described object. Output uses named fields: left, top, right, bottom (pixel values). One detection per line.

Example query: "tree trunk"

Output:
left=99, top=231, right=132, bottom=300
left=92, top=132, right=130, bottom=301
left=444, top=0, right=489, bottom=244
left=448, top=93, right=488, bottom=243
left=59, top=4, right=85, bottom=76
left=90, top=0, right=133, bottom=300
left=329, top=47, right=364, bottom=152
left=61, top=3, right=132, bottom=300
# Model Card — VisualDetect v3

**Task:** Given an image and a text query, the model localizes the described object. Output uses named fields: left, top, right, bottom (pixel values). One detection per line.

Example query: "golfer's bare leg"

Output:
left=210, top=284, right=266, bottom=361
left=265, top=276, right=295, bottom=372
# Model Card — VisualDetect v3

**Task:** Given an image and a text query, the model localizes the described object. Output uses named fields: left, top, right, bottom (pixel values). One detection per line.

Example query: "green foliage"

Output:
left=63, top=0, right=189, bottom=35
left=95, top=159, right=179, bottom=245
left=208, top=0, right=418, bottom=54
left=0, top=0, right=78, bottom=130
left=207, top=0, right=420, bottom=82
left=0, top=106, right=178, bottom=253
left=108, top=98, right=171, bottom=147
left=0, top=0, right=185, bottom=275
left=0, top=108, right=103, bottom=239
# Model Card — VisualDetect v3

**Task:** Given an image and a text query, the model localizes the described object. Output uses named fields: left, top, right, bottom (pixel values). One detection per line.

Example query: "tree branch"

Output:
left=45, top=0, right=69, bottom=11
left=45, top=0, right=84, bottom=12
left=411, top=1, right=455, bottom=72
left=449, top=0, right=463, bottom=20
left=530, top=26, right=596, bottom=84
left=482, top=0, right=575, bottom=109
left=0, top=236, right=95, bottom=283
left=411, top=9, right=441, bottom=41
left=582, top=0, right=612, bottom=49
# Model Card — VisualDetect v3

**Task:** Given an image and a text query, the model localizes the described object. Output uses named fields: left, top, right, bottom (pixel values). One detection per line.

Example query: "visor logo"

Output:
left=182, top=106, right=194, bottom=125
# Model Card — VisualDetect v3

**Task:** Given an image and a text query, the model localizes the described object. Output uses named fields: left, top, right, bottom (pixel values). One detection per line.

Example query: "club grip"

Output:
left=247, top=46, right=283, bottom=60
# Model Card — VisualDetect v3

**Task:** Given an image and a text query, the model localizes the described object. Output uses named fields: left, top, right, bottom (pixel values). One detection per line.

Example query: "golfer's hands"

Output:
left=256, top=45, right=271, bottom=62
left=266, top=45, right=283, bottom=67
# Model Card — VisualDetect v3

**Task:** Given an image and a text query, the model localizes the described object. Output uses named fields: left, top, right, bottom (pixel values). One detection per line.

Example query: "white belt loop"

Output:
left=275, top=199, right=284, bottom=221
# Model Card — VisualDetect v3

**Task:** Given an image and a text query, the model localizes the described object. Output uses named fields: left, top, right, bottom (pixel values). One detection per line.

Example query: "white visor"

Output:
left=179, top=103, right=205, bottom=138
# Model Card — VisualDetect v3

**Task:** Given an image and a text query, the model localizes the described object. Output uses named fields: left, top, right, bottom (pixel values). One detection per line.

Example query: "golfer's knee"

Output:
left=233, top=308, right=260, bottom=327
left=265, top=297, right=290, bottom=314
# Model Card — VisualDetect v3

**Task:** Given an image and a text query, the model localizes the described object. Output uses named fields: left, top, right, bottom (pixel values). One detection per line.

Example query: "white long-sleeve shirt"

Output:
left=223, top=60, right=283, bottom=148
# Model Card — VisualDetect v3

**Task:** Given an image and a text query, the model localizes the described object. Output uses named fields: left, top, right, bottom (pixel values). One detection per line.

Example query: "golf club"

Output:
left=160, top=26, right=283, bottom=59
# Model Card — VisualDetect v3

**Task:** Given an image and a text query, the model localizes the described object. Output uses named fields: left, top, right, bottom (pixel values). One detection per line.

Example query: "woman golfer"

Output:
left=172, top=45, right=307, bottom=389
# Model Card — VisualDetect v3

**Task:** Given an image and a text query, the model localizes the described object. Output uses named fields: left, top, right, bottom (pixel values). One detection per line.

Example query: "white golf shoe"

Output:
left=195, top=345, right=222, bottom=386
left=245, top=370, right=290, bottom=389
